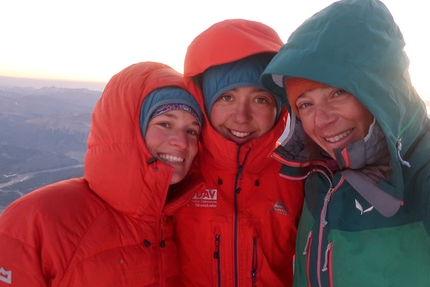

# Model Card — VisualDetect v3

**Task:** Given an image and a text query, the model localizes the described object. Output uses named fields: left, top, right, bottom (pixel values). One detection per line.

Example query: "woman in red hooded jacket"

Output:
left=0, top=62, right=204, bottom=287
left=172, top=19, right=304, bottom=287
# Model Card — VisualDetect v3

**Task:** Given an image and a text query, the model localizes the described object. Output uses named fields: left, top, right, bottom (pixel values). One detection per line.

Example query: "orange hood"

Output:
left=84, top=62, right=203, bottom=217
left=183, top=19, right=286, bottom=165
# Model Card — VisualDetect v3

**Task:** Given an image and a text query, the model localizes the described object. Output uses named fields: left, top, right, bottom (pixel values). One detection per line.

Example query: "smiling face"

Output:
left=295, top=86, right=374, bottom=159
left=209, top=86, right=277, bottom=145
left=145, top=110, right=200, bottom=184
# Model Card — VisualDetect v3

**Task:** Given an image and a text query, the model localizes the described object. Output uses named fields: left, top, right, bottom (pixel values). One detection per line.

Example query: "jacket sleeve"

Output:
left=0, top=207, right=49, bottom=286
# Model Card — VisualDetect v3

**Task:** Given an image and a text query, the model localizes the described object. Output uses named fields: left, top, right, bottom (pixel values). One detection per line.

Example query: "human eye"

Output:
left=156, top=122, right=171, bottom=128
left=298, top=102, right=312, bottom=110
left=187, top=128, right=200, bottom=136
left=255, top=97, right=268, bottom=104
left=222, top=95, right=233, bottom=101
left=254, top=91, right=275, bottom=105
left=333, top=89, right=348, bottom=97
left=296, top=98, right=312, bottom=110
left=186, top=124, right=201, bottom=137
left=219, top=93, right=233, bottom=102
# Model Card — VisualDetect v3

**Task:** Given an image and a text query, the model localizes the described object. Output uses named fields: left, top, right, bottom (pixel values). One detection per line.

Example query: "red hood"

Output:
left=183, top=19, right=286, bottom=168
left=184, top=19, right=283, bottom=79
left=84, top=62, right=204, bottom=217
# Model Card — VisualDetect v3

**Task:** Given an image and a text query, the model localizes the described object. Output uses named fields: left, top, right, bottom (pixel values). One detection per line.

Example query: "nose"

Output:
left=169, top=130, right=189, bottom=149
left=232, top=102, right=252, bottom=123
left=314, top=104, right=336, bottom=128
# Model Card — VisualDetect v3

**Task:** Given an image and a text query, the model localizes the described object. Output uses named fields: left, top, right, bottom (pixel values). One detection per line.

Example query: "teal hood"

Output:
left=261, top=0, right=430, bottom=216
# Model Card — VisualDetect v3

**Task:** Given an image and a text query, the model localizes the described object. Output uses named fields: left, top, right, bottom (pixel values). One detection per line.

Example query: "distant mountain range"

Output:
left=0, top=75, right=106, bottom=91
left=0, top=76, right=104, bottom=212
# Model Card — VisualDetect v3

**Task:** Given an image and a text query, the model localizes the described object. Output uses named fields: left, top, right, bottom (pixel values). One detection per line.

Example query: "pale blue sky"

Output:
left=1, top=0, right=429, bottom=99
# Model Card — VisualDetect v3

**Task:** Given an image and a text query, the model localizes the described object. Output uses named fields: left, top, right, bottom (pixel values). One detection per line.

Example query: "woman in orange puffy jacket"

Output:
left=172, top=19, right=304, bottom=287
left=0, top=62, right=204, bottom=287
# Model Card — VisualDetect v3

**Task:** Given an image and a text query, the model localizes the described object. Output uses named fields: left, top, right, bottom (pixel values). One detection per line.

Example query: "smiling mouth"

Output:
left=230, top=130, right=251, bottom=138
left=159, top=154, right=184, bottom=163
left=325, top=129, right=352, bottom=143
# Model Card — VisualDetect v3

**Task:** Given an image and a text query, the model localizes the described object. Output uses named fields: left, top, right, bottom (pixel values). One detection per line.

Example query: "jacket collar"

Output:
left=274, top=117, right=402, bottom=217
left=200, top=108, right=288, bottom=173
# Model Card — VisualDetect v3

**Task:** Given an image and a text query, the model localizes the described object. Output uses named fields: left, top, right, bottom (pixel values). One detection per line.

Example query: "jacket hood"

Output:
left=183, top=19, right=286, bottom=165
left=261, top=0, right=430, bottom=215
left=84, top=62, right=204, bottom=217
left=184, top=19, right=283, bottom=80
left=201, top=53, right=282, bottom=116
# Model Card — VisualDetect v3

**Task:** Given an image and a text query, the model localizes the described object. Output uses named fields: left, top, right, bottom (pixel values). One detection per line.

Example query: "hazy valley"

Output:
left=0, top=76, right=103, bottom=212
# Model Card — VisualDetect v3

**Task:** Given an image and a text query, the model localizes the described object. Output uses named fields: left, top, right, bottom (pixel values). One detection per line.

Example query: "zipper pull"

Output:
left=322, top=242, right=332, bottom=272
left=251, top=269, right=257, bottom=285
left=214, top=235, right=220, bottom=258
left=303, top=230, right=312, bottom=255
left=396, top=137, right=411, bottom=167
left=321, top=188, right=334, bottom=226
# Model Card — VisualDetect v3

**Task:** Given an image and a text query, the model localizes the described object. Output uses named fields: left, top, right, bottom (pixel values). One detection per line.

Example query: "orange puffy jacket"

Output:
left=0, top=62, right=204, bottom=287
left=172, top=20, right=304, bottom=287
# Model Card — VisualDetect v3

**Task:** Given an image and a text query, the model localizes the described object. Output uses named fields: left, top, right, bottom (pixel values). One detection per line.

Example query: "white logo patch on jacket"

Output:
left=188, top=189, right=218, bottom=208
left=355, top=199, right=374, bottom=215
left=0, top=268, right=11, bottom=284
left=270, top=200, right=290, bottom=216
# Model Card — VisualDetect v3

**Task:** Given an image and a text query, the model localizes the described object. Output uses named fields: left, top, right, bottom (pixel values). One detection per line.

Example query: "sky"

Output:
left=1, top=0, right=429, bottom=100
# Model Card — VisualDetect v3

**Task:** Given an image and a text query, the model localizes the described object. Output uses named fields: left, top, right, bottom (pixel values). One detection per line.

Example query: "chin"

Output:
left=170, top=174, right=186, bottom=185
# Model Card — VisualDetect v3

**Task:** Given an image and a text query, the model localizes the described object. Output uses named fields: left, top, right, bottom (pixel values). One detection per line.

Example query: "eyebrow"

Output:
left=161, top=113, right=178, bottom=119
left=229, top=87, right=268, bottom=93
left=159, top=112, right=200, bottom=127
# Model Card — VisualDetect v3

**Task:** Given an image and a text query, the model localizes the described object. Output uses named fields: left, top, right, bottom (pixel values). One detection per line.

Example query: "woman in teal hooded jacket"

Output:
left=261, top=0, right=430, bottom=286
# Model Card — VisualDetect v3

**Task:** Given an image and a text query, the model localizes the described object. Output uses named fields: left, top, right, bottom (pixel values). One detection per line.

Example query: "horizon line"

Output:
left=0, top=75, right=106, bottom=91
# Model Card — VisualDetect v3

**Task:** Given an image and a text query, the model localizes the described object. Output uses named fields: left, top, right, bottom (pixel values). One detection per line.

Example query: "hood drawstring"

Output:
left=147, top=157, right=159, bottom=171
left=396, top=138, right=411, bottom=167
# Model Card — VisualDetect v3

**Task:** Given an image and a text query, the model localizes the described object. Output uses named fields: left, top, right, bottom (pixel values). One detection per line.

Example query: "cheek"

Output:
left=300, top=118, right=318, bottom=142
left=299, top=116, right=311, bottom=133
left=256, top=108, right=277, bottom=128
left=189, top=140, right=199, bottom=158
left=209, top=106, right=226, bottom=126
left=144, top=130, right=163, bottom=156
left=349, top=105, right=374, bottom=137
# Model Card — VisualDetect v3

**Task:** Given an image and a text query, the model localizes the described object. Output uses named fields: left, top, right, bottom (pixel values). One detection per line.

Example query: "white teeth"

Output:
left=231, top=130, right=251, bottom=138
left=325, top=129, right=352, bottom=143
left=158, top=154, right=184, bottom=163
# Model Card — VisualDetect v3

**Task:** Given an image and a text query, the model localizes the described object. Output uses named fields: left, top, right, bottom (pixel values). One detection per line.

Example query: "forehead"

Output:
left=154, top=110, right=200, bottom=125
left=300, top=86, right=338, bottom=98
left=228, top=86, right=270, bottom=93
left=223, top=87, right=276, bottom=102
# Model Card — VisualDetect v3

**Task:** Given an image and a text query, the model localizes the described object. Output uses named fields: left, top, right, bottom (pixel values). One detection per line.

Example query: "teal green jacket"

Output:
left=261, top=0, right=430, bottom=286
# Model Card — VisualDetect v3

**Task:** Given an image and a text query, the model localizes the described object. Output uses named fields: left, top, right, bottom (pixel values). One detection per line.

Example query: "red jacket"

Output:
left=172, top=20, right=304, bottom=287
left=0, top=62, right=204, bottom=287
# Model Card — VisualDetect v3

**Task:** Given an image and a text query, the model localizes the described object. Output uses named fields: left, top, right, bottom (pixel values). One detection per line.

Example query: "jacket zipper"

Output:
left=233, top=146, right=250, bottom=287
left=315, top=177, right=344, bottom=287
left=214, top=235, right=221, bottom=287
left=160, top=214, right=166, bottom=248
left=159, top=212, right=166, bottom=287
left=233, top=164, right=243, bottom=287
left=316, top=187, right=334, bottom=287
left=251, top=237, right=258, bottom=286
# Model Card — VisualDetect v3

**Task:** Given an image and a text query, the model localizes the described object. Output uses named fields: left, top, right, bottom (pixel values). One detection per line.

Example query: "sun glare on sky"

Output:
left=0, top=0, right=429, bottom=100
